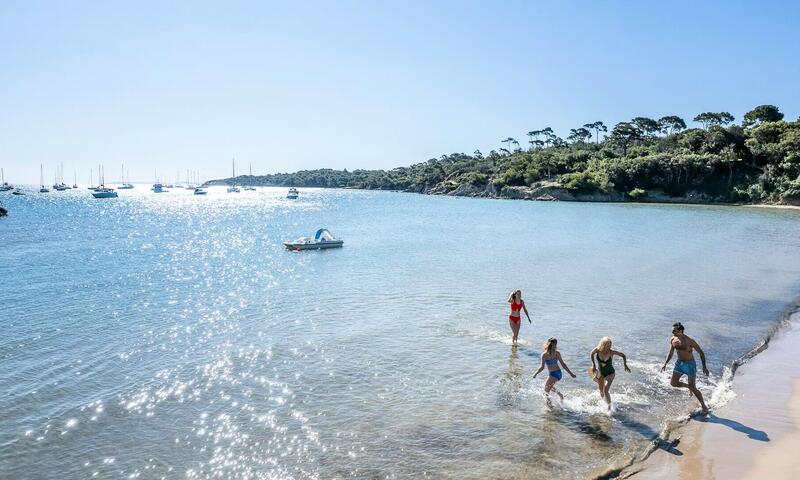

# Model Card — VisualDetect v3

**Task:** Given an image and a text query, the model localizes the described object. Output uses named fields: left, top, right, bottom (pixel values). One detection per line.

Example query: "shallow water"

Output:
left=1, top=187, right=800, bottom=479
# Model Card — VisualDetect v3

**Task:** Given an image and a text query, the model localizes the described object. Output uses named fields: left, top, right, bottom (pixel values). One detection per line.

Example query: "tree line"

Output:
left=214, top=104, right=799, bottom=204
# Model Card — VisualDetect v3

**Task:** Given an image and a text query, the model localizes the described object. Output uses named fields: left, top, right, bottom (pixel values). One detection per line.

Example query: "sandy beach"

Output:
left=620, top=311, right=800, bottom=479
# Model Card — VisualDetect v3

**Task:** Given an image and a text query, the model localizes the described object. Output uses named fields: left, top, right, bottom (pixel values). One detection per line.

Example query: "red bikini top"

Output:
left=510, top=300, right=524, bottom=312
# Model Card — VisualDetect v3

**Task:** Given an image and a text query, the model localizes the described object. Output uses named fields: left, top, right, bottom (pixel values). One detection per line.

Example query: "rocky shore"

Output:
left=206, top=177, right=800, bottom=207
left=394, top=180, right=773, bottom=206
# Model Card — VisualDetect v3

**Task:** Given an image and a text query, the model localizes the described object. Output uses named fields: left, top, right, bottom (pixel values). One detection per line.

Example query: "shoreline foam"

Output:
left=615, top=307, right=800, bottom=479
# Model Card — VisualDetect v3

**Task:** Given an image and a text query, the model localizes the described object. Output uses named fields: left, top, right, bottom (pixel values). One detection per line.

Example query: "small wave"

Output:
left=594, top=299, right=800, bottom=480
left=452, top=326, right=532, bottom=347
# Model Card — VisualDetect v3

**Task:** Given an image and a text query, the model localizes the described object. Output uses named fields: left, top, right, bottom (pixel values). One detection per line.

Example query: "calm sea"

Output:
left=2, top=187, right=800, bottom=479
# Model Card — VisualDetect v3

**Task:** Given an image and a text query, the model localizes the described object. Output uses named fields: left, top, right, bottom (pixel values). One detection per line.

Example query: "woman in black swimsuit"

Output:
left=589, top=336, right=630, bottom=409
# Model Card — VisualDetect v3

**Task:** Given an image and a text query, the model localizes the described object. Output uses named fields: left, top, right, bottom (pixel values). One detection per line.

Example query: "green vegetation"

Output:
left=210, top=104, right=800, bottom=205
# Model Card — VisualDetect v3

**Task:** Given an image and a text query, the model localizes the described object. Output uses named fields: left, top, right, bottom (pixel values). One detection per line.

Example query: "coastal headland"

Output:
left=206, top=106, right=800, bottom=208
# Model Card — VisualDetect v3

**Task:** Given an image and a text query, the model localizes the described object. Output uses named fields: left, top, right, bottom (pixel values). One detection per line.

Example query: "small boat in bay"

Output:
left=118, top=165, right=134, bottom=189
left=92, top=166, right=118, bottom=198
left=39, top=164, right=49, bottom=193
left=92, top=187, right=118, bottom=198
left=227, top=158, right=240, bottom=193
left=284, top=228, right=343, bottom=250
left=1, top=168, right=14, bottom=191
left=193, top=187, right=208, bottom=195
left=244, top=163, right=256, bottom=191
left=287, top=187, right=299, bottom=199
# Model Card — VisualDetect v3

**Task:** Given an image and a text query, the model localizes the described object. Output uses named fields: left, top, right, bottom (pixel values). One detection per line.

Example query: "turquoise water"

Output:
left=2, top=187, right=800, bottom=479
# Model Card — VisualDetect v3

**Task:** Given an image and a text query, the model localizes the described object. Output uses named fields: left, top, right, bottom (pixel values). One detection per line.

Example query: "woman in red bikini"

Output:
left=507, top=289, right=531, bottom=345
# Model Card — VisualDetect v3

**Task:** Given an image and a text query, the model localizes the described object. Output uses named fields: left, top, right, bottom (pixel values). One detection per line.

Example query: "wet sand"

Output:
left=620, top=312, right=800, bottom=479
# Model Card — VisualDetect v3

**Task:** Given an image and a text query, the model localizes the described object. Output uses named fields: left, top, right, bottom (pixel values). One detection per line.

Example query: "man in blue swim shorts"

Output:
left=660, top=322, right=710, bottom=413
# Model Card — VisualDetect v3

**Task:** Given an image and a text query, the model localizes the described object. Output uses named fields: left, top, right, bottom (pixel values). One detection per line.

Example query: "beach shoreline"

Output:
left=617, top=309, right=800, bottom=479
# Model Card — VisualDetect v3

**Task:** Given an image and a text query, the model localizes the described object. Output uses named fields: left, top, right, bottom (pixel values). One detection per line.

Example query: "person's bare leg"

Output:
left=596, top=376, right=606, bottom=402
left=545, top=375, right=563, bottom=401
left=603, top=374, right=616, bottom=408
left=687, top=375, right=709, bottom=413
left=670, top=371, right=689, bottom=389
left=509, top=319, right=520, bottom=345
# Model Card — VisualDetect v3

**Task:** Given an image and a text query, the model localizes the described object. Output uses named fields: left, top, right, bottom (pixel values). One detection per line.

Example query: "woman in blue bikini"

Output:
left=533, top=338, right=576, bottom=400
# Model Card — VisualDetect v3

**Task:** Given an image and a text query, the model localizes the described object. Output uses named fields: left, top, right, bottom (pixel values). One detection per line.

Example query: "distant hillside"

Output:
left=206, top=105, right=800, bottom=205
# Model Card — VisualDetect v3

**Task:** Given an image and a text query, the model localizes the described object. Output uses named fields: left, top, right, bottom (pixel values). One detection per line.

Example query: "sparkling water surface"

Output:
left=2, top=187, right=800, bottom=479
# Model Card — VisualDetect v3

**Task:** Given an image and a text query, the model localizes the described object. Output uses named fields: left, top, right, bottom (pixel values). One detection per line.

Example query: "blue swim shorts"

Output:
left=549, top=369, right=563, bottom=380
left=674, top=359, right=697, bottom=377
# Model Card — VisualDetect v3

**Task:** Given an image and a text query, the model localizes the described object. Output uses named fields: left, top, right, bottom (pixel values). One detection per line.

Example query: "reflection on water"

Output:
left=1, top=187, right=800, bottom=479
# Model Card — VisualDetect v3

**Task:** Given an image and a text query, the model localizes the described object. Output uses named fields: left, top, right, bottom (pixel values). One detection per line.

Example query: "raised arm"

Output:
left=507, top=291, right=515, bottom=303
left=691, top=338, right=709, bottom=376
left=532, top=354, right=545, bottom=378
left=557, top=352, right=576, bottom=378
left=660, top=342, right=675, bottom=373
left=612, top=350, right=631, bottom=373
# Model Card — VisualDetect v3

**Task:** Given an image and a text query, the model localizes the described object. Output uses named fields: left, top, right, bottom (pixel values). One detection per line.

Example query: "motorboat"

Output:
left=152, top=183, right=166, bottom=193
left=287, top=187, right=299, bottom=199
left=12, top=189, right=25, bottom=195
left=284, top=228, right=343, bottom=250
left=92, top=187, right=118, bottom=198
left=227, top=185, right=241, bottom=193
left=193, top=187, right=208, bottom=195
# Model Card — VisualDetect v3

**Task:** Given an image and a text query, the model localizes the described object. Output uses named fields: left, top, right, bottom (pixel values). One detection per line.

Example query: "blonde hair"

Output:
left=596, top=336, right=612, bottom=353
left=543, top=337, right=557, bottom=355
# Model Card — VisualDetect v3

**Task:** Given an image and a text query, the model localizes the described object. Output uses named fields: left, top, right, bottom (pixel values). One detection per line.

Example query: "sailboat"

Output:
left=92, top=165, right=118, bottom=198
left=244, top=163, right=256, bottom=191
left=39, top=164, right=49, bottom=193
left=0, top=168, right=13, bottom=191
left=118, top=164, right=134, bottom=189
left=227, top=158, right=240, bottom=193
left=87, top=168, right=97, bottom=190
left=53, top=163, right=68, bottom=190
left=72, top=169, right=78, bottom=189
left=152, top=169, right=167, bottom=193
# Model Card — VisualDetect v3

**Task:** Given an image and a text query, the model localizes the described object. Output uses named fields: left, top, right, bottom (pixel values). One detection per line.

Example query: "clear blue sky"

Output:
left=2, top=0, right=799, bottom=184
